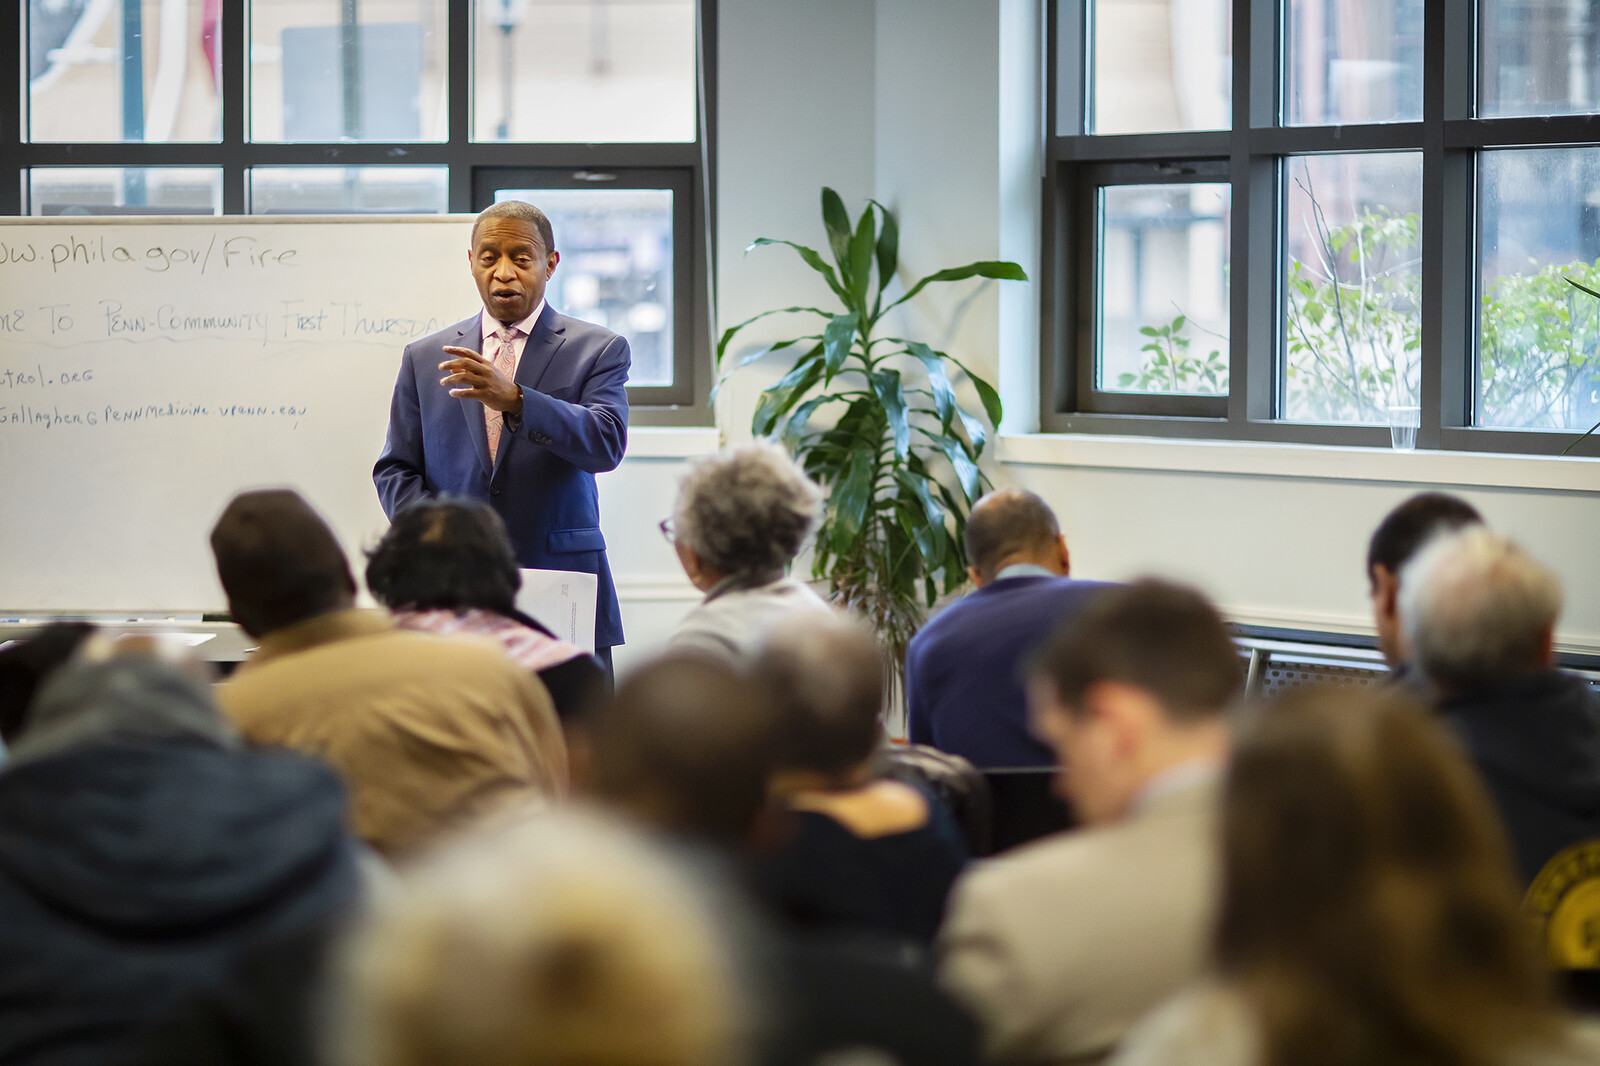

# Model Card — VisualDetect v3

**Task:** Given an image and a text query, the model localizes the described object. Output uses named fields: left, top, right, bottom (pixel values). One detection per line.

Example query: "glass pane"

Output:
left=250, top=0, right=447, bottom=142
left=1090, top=0, right=1230, bottom=135
left=1282, top=153, right=1422, bottom=423
left=494, top=187, right=674, bottom=387
left=250, top=167, right=448, bottom=213
left=28, top=0, right=221, bottom=142
left=1480, top=0, right=1600, bottom=118
left=1098, top=184, right=1231, bottom=395
left=1286, top=0, right=1423, bottom=125
left=1478, top=149, right=1600, bottom=431
left=30, top=168, right=222, bottom=215
left=474, top=1, right=696, bottom=143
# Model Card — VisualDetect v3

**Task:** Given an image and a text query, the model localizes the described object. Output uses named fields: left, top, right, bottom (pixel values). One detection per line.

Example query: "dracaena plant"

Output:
left=716, top=187, right=1026, bottom=672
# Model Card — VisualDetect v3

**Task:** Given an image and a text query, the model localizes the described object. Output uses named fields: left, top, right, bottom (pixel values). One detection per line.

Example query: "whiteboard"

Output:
left=0, top=216, right=484, bottom=614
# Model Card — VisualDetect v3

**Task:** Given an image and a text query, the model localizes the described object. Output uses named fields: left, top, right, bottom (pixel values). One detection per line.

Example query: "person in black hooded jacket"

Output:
left=1401, top=527, right=1600, bottom=886
left=0, top=645, right=365, bottom=1066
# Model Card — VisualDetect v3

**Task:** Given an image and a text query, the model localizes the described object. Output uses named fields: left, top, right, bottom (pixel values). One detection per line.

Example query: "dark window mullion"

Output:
left=446, top=0, right=473, bottom=212
left=2, top=5, right=22, bottom=214
left=221, top=0, right=246, bottom=212
left=1237, top=0, right=1281, bottom=425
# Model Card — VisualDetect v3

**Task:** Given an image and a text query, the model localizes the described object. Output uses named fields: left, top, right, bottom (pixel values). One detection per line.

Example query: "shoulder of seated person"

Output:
left=790, top=779, right=931, bottom=838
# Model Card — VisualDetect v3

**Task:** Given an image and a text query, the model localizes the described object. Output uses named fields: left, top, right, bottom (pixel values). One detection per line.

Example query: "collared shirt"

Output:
left=478, top=300, right=546, bottom=377
left=1131, top=756, right=1223, bottom=815
left=993, top=562, right=1060, bottom=582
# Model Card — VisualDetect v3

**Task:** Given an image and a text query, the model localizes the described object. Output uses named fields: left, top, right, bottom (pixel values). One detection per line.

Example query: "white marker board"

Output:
left=0, top=215, right=483, bottom=614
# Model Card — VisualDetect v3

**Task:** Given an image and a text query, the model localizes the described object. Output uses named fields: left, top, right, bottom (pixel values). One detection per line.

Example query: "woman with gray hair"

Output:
left=666, top=441, right=833, bottom=661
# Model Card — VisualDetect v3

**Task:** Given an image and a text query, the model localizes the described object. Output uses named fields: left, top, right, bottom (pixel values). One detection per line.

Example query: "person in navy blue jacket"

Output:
left=374, top=200, right=630, bottom=668
left=905, top=489, right=1115, bottom=768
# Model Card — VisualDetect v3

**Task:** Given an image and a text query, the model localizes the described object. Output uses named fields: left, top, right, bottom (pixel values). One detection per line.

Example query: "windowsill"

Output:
left=620, top=425, right=721, bottom=459
left=998, top=433, right=1600, bottom=493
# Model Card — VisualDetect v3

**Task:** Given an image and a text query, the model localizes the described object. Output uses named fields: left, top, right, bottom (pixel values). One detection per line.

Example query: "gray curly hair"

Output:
left=673, top=442, right=822, bottom=580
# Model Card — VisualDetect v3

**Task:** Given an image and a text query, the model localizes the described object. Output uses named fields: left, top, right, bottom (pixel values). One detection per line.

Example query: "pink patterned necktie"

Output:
left=485, top=325, right=518, bottom=461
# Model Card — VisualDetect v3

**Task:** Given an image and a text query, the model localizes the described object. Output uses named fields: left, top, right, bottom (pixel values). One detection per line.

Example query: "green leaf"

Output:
left=715, top=304, right=831, bottom=366
left=781, top=393, right=835, bottom=449
left=822, top=313, right=859, bottom=383
left=956, top=406, right=989, bottom=457
left=829, top=447, right=876, bottom=555
left=848, top=207, right=876, bottom=311
left=944, top=353, right=1005, bottom=427
left=747, top=238, right=849, bottom=303
left=870, top=369, right=910, bottom=458
left=751, top=355, right=823, bottom=437
left=869, top=199, right=899, bottom=305
left=904, top=341, right=957, bottom=430
left=892, top=470, right=946, bottom=562
left=885, top=259, right=1029, bottom=313
left=820, top=188, right=854, bottom=274
left=708, top=336, right=819, bottom=404
left=939, top=435, right=982, bottom=503
left=1565, top=276, right=1600, bottom=302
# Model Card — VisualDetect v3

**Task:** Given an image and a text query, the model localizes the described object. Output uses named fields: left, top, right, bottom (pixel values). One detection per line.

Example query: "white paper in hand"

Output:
left=515, top=569, right=599, bottom=653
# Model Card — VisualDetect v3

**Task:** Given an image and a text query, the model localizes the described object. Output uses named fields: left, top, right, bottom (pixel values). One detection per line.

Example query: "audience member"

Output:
left=0, top=620, right=94, bottom=747
left=1401, top=527, right=1600, bottom=886
left=752, top=616, right=968, bottom=945
left=939, top=580, right=1240, bottom=1064
left=583, top=652, right=983, bottom=1066
left=0, top=649, right=364, bottom=1066
left=211, top=489, right=566, bottom=859
left=1111, top=685, right=1599, bottom=1066
left=906, top=488, right=1114, bottom=768
left=334, top=809, right=748, bottom=1066
left=666, top=442, right=832, bottom=660
left=1365, top=491, right=1483, bottom=691
left=365, top=496, right=606, bottom=719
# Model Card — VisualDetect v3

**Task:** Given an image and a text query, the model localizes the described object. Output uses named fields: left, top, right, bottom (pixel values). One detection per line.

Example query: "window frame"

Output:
left=1041, top=0, right=1600, bottom=457
left=1, top=1, right=717, bottom=424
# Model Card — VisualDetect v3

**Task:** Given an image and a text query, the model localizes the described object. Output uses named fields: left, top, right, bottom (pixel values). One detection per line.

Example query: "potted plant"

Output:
left=717, top=188, right=1026, bottom=674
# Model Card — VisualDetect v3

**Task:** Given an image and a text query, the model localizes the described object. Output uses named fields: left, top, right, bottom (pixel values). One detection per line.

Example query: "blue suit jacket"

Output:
left=905, top=576, right=1116, bottom=768
left=373, top=307, right=630, bottom=649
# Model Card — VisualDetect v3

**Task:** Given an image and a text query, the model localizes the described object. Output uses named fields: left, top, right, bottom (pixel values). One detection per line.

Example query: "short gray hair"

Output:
left=673, top=442, right=822, bottom=580
left=1400, top=527, right=1562, bottom=691
left=472, top=200, right=556, bottom=254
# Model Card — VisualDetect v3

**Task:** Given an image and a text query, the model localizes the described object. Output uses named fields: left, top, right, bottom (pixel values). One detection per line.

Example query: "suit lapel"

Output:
left=515, top=306, right=568, bottom=394
left=453, top=316, right=494, bottom=481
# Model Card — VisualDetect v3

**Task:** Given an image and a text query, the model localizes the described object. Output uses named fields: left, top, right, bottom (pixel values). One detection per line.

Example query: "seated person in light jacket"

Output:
left=666, top=441, right=833, bottom=661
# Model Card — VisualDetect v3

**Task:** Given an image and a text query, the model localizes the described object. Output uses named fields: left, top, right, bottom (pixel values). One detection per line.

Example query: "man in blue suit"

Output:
left=905, top=489, right=1114, bottom=768
left=374, top=201, right=629, bottom=669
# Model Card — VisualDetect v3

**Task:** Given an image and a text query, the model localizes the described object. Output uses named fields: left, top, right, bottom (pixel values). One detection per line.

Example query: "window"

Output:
left=1044, top=0, right=1600, bottom=455
left=5, top=0, right=715, bottom=415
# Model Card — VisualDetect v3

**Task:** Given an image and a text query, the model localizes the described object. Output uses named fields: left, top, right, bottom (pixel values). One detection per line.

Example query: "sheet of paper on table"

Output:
left=515, top=569, right=599, bottom=653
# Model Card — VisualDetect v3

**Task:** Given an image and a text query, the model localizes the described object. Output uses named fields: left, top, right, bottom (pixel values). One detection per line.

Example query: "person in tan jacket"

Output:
left=212, top=489, right=565, bottom=859
left=937, top=580, right=1241, bottom=1064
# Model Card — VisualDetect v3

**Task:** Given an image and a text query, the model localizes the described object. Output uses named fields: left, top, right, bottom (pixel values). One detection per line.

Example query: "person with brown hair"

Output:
left=1111, top=686, right=1600, bottom=1066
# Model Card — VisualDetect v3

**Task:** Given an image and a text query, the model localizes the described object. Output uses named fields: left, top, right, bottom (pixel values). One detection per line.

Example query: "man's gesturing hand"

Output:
left=439, top=346, right=524, bottom=415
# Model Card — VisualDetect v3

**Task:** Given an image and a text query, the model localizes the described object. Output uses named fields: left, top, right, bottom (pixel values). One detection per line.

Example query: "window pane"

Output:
left=1480, top=0, right=1600, bottom=118
left=1286, top=0, right=1422, bottom=126
left=1090, top=0, right=1230, bottom=135
left=1478, top=149, right=1600, bottom=431
left=494, top=188, right=674, bottom=387
left=249, top=0, right=447, bottom=142
left=1282, top=153, right=1422, bottom=423
left=250, top=167, right=448, bottom=213
left=474, top=1, right=696, bottom=143
left=1098, top=184, right=1231, bottom=395
left=30, top=167, right=222, bottom=214
left=28, top=0, right=221, bottom=142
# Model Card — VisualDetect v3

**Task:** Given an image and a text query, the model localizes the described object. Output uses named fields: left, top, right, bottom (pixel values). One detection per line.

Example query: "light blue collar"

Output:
left=994, top=563, right=1059, bottom=582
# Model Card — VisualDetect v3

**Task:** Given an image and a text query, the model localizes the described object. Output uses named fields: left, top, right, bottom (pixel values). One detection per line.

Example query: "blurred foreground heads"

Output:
left=336, top=809, right=748, bottom=1066
left=1113, top=685, right=1600, bottom=1066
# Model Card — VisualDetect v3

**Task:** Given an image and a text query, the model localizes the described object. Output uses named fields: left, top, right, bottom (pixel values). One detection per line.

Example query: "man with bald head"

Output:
left=374, top=200, right=631, bottom=671
left=905, top=489, right=1115, bottom=768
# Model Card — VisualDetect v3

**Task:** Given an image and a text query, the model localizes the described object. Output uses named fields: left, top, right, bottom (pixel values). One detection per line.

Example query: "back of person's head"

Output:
left=336, top=809, right=745, bottom=1066
left=1400, top=527, right=1561, bottom=694
left=752, top=616, right=885, bottom=780
left=1216, top=685, right=1557, bottom=1066
left=964, top=489, right=1063, bottom=584
left=210, top=489, right=356, bottom=638
left=584, top=654, right=778, bottom=847
left=366, top=497, right=521, bottom=616
left=1031, top=578, right=1242, bottom=722
left=0, top=622, right=94, bottom=744
left=673, top=441, right=822, bottom=581
left=1366, top=492, right=1483, bottom=588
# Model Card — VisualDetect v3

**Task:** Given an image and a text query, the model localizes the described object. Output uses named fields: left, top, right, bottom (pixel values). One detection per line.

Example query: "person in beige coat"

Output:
left=937, top=580, right=1242, bottom=1065
left=212, top=489, right=566, bottom=860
